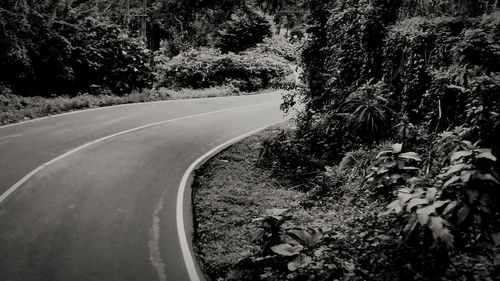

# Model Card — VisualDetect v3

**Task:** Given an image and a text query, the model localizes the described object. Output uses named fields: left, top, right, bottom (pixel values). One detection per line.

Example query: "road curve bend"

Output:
left=0, top=91, right=286, bottom=281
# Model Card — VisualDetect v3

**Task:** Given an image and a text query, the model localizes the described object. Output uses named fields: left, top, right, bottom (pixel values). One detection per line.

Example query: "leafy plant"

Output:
left=384, top=186, right=455, bottom=248
left=382, top=139, right=499, bottom=250
left=366, top=143, right=422, bottom=194
left=438, top=141, right=499, bottom=239
left=288, top=228, right=324, bottom=248
left=342, top=81, right=394, bottom=142
left=270, top=228, right=324, bottom=272
left=258, top=129, right=324, bottom=182
left=252, top=208, right=291, bottom=255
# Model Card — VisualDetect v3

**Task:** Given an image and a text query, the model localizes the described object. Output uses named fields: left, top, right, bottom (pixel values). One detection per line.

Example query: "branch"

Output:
left=433, top=98, right=442, bottom=134
left=173, top=15, right=184, bottom=32
left=53, top=20, right=82, bottom=30
left=102, top=0, right=118, bottom=15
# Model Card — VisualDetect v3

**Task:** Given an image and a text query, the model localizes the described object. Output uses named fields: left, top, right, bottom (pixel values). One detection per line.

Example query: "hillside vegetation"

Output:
left=193, top=1, right=500, bottom=280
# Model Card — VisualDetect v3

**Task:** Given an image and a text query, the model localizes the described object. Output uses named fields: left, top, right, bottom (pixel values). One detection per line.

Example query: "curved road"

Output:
left=0, top=92, right=286, bottom=281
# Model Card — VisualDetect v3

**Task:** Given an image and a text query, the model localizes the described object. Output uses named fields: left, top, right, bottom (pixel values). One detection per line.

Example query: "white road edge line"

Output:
left=0, top=101, right=277, bottom=204
left=176, top=120, right=285, bottom=281
left=0, top=91, right=281, bottom=130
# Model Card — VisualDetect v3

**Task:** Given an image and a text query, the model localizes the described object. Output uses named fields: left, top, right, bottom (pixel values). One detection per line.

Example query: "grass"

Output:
left=192, top=124, right=363, bottom=280
left=192, top=124, right=305, bottom=280
left=0, top=85, right=270, bottom=125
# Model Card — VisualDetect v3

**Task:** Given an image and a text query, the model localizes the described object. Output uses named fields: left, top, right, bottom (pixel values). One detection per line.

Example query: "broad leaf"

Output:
left=391, top=174, right=403, bottom=183
left=265, top=208, right=288, bottom=217
left=443, top=175, right=461, bottom=187
left=441, top=163, right=471, bottom=177
left=398, top=192, right=413, bottom=205
left=425, top=188, right=438, bottom=201
left=475, top=149, right=497, bottom=161
left=376, top=150, right=393, bottom=159
left=398, top=187, right=412, bottom=193
left=432, top=200, right=449, bottom=210
left=442, top=201, right=457, bottom=215
left=492, top=232, right=500, bottom=245
left=383, top=199, right=402, bottom=215
left=428, top=216, right=454, bottom=248
left=271, top=244, right=303, bottom=256
left=407, top=177, right=423, bottom=186
left=402, top=166, right=419, bottom=171
left=376, top=161, right=397, bottom=174
left=475, top=173, right=500, bottom=184
left=289, top=229, right=323, bottom=248
left=403, top=214, right=419, bottom=238
left=461, top=140, right=473, bottom=149
left=457, top=205, right=470, bottom=224
left=407, top=198, right=428, bottom=210
left=460, top=170, right=474, bottom=183
left=450, top=150, right=473, bottom=163
left=416, top=205, right=436, bottom=225
left=410, top=188, right=426, bottom=199
left=392, top=143, right=403, bottom=154
left=287, top=255, right=312, bottom=271
left=399, top=152, right=422, bottom=162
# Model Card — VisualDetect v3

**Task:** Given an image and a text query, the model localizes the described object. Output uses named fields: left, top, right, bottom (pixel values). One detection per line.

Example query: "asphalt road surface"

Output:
left=0, top=91, right=286, bottom=281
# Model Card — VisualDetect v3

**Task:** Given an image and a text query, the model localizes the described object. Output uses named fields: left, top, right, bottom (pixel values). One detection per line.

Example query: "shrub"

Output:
left=295, top=111, right=356, bottom=162
left=366, top=143, right=422, bottom=195
left=156, top=47, right=291, bottom=92
left=258, top=129, right=324, bottom=182
left=252, top=36, right=300, bottom=62
left=379, top=139, right=499, bottom=250
left=342, top=81, right=394, bottom=142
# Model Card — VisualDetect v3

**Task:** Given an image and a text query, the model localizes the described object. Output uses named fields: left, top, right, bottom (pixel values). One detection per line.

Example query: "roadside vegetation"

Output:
left=193, top=1, right=500, bottom=280
left=0, top=86, right=242, bottom=124
left=0, top=0, right=303, bottom=124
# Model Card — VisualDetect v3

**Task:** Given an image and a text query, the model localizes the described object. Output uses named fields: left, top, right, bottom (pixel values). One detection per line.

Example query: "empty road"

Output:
left=0, top=91, right=286, bottom=281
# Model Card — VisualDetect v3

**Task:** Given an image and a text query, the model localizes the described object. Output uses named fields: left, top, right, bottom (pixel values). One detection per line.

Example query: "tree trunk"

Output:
left=124, top=0, right=130, bottom=31
left=141, top=0, right=147, bottom=41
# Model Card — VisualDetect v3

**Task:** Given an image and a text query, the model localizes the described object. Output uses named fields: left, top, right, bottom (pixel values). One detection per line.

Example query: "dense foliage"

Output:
left=214, top=10, right=271, bottom=53
left=282, top=0, right=500, bottom=158
left=0, top=1, right=153, bottom=97
left=258, top=0, right=500, bottom=280
left=156, top=47, right=293, bottom=92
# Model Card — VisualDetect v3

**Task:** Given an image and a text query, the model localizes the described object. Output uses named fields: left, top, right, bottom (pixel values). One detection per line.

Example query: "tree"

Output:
left=214, top=10, right=271, bottom=53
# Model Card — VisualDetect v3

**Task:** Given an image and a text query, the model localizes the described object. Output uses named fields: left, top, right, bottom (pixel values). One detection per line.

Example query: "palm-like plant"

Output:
left=342, top=81, right=393, bottom=142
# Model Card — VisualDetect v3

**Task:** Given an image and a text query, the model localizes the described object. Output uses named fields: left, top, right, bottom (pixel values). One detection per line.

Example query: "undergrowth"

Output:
left=193, top=128, right=500, bottom=280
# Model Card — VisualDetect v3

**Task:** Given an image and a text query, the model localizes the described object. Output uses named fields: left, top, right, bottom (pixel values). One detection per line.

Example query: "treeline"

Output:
left=0, top=0, right=152, bottom=97
left=0, top=0, right=307, bottom=98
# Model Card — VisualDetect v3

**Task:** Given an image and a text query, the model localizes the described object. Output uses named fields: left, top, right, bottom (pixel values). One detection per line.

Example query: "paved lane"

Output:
left=0, top=92, right=286, bottom=281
